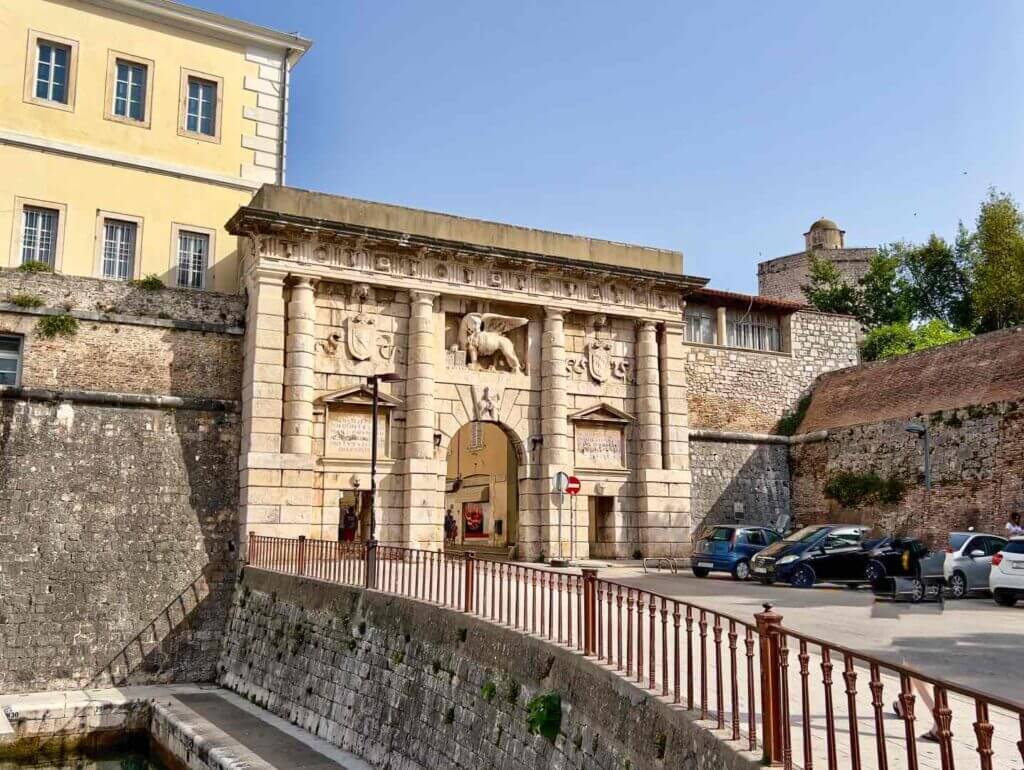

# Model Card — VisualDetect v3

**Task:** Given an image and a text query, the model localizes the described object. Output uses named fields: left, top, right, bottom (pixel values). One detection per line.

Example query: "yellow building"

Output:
left=0, top=0, right=311, bottom=293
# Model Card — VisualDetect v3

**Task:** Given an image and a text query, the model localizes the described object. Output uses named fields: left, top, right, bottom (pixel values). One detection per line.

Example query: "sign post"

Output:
left=565, top=475, right=580, bottom=562
left=551, top=472, right=570, bottom=566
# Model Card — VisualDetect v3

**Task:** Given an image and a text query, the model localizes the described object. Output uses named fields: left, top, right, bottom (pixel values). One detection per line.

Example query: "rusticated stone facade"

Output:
left=220, top=568, right=760, bottom=770
left=685, top=309, right=860, bottom=433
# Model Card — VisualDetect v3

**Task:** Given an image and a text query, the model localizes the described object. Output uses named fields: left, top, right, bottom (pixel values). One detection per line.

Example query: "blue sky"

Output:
left=200, top=1, right=1023, bottom=293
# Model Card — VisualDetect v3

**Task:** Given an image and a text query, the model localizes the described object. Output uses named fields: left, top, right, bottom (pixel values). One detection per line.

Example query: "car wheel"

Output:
left=790, top=565, right=815, bottom=589
left=910, top=578, right=926, bottom=603
left=948, top=571, right=968, bottom=600
left=733, top=560, right=751, bottom=581
left=865, top=560, right=886, bottom=583
left=993, top=589, right=1018, bottom=607
left=691, top=567, right=710, bottom=578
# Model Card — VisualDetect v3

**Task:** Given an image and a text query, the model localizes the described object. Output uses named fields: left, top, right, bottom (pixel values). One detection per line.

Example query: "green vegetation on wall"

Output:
left=824, top=471, right=906, bottom=508
left=36, top=314, right=79, bottom=339
left=526, top=692, right=562, bottom=742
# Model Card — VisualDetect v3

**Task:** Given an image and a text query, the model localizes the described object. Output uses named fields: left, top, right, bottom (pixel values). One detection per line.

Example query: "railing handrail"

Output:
left=594, top=575, right=760, bottom=633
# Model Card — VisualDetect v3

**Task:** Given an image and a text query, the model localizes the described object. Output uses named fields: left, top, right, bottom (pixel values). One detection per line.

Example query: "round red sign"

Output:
left=565, top=475, right=581, bottom=495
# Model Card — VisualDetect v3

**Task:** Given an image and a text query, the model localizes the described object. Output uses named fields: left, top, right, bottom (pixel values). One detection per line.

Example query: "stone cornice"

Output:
left=232, top=209, right=707, bottom=320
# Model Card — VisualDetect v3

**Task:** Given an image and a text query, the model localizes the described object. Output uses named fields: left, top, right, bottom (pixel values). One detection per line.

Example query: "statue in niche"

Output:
left=457, top=313, right=529, bottom=372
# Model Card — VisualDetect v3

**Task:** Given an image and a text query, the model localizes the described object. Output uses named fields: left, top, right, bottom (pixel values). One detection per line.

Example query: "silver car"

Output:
left=944, top=531, right=1007, bottom=599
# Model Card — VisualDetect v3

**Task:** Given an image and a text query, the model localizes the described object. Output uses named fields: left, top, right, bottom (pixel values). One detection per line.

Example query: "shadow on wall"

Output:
left=690, top=440, right=792, bottom=534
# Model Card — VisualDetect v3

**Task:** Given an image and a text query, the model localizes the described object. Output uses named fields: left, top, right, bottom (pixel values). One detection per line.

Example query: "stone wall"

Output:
left=690, top=437, right=790, bottom=530
left=220, top=568, right=759, bottom=770
left=685, top=309, right=860, bottom=433
left=791, top=401, right=1024, bottom=544
left=0, top=271, right=244, bottom=694
left=756, top=248, right=875, bottom=303
left=0, top=398, right=240, bottom=693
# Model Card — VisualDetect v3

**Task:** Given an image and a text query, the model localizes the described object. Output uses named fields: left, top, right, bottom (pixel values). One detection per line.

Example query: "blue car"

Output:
left=691, top=525, right=782, bottom=581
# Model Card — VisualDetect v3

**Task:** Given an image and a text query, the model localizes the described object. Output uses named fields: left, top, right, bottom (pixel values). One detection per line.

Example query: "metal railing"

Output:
left=247, top=534, right=1024, bottom=770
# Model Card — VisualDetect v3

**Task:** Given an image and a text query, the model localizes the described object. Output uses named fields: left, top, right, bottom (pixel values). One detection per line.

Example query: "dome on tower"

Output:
left=808, top=217, right=840, bottom=232
left=804, top=218, right=845, bottom=250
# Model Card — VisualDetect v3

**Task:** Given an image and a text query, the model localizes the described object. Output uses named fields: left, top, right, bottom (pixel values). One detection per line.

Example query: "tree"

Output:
left=858, top=247, right=914, bottom=328
left=970, top=190, right=1024, bottom=331
left=861, top=319, right=972, bottom=362
left=801, top=255, right=862, bottom=317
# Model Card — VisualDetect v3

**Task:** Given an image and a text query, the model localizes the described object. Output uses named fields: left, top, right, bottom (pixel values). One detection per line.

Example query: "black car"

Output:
left=868, top=536, right=946, bottom=602
left=751, top=524, right=881, bottom=588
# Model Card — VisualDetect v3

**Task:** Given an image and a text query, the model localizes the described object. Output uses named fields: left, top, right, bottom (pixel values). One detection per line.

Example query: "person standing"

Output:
left=340, top=505, right=358, bottom=542
left=444, top=507, right=457, bottom=545
left=1005, top=512, right=1024, bottom=537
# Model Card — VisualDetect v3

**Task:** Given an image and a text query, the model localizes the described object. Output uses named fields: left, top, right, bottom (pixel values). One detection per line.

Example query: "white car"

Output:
left=990, top=536, right=1024, bottom=607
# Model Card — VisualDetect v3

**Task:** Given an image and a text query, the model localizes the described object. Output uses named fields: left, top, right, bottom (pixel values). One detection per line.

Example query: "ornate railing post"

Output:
left=755, top=602, right=785, bottom=767
left=581, top=568, right=598, bottom=656
left=365, top=540, right=377, bottom=590
left=296, top=535, right=307, bottom=576
left=464, top=552, right=476, bottom=613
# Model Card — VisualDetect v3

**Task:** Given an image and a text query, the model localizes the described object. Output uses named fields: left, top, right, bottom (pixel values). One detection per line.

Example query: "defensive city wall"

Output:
left=0, top=270, right=244, bottom=693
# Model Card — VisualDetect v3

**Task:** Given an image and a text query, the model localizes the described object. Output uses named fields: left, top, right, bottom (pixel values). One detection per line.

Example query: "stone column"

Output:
left=659, top=321, right=689, bottom=469
left=716, top=306, right=728, bottom=346
left=539, top=306, right=571, bottom=559
left=403, top=290, right=440, bottom=547
left=282, top=276, right=316, bottom=454
left=634, top=319, right=663, bottom=469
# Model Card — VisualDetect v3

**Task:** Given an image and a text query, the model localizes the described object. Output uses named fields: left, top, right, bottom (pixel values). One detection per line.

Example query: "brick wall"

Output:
left=0, top=399, right=240, bottom=693
left=685, top=310, right=860, bottom=432
left=800, top=326, right=1024, bottom=433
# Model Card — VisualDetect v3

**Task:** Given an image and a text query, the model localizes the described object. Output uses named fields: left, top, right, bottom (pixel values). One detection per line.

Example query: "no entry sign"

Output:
left=565, top=475, right=581, bottom=495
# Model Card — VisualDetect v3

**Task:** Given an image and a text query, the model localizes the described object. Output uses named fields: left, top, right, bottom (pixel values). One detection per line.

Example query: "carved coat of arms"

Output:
left=346, top=313, right=375, bottom=361
left=584, top=339, right=613, bottom=384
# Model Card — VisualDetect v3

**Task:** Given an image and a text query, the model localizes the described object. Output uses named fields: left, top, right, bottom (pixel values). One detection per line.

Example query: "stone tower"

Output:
left=757, top=218, right=875, bottom=303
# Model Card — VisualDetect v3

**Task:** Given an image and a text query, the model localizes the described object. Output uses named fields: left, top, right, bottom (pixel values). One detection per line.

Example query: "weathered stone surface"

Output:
left=0, top=399, right=240, bottom=693
left=221, top=569, right=761, bottom=770
left=690, top=439, right=790, bottom=528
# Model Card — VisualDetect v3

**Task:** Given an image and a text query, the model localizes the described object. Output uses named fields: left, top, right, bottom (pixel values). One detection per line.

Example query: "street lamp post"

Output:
left=365, top=371, right=399, bottom=588
left=905, top=422, right=931, bottom=492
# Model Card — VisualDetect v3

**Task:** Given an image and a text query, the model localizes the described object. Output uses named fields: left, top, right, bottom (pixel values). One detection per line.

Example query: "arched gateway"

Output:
left=229, top=187, right=701, bottom=561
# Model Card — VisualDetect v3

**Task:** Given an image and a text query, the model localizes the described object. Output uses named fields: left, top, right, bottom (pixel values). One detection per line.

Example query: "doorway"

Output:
left=338, top=489, right=372, bottom=542
left=588, top=495, right=616, bottom=557
left=444, top=421, right=519, bottom=556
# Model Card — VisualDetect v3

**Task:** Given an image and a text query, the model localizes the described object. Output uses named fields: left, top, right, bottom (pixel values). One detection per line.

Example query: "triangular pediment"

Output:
left=567, top=402, right=634, bottom=424
left=316, top=384, right=402, bottom=408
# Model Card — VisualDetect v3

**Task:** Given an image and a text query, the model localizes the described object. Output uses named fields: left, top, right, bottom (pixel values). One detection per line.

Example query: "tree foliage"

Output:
left=801, top=189, right=1024, bottom=361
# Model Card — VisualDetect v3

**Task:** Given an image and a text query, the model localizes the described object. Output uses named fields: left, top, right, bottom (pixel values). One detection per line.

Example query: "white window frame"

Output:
left=170, top=223, right=215, bottom=290
left=0, top=335, right=24, bottom=388
left=726, top=310, right=783, bottom=352
left=178, top=68, right=223, bottom=143
left=104, top=50, right=154, bottom=128
left=93, top=211, right=144, bottom=281
left=685, top=305, right=717, bottom=345
left=24, top=30, right=78, bottom=112
left=8, top=197, right=67, bottom=270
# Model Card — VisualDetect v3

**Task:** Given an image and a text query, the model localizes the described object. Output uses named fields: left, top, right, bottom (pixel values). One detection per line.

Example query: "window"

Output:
left=685, top=305, right=717, bottom=345
left=176, top=230, right=208, bottom=289
left=102, top=219, right=137, bottom=280
left=36, top=40, right=69, bottom=103
left=727, top=310, right=782, bottom=352
left=114, top=60, right=146, bottom=120
left=20, top=206, right=59, bottom=267
left=24, top=31, right=78, bottom=111
left=0, top=336, right=23, bottom=387
left=745, top=530, right=767, bottom=547
left=178, top=69, right=223, bottom=142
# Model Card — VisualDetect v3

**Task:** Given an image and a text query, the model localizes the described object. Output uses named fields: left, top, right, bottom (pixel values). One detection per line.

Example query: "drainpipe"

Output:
left=278, top=48, right=291, bottom=185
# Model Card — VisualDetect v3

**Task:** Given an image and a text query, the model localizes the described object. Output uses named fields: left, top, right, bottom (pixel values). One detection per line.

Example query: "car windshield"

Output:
left=707, top=527, right=734, bottom=541
left=949, top=533, right=971, bottom=551
left=784, top=525, right=829, bottom=543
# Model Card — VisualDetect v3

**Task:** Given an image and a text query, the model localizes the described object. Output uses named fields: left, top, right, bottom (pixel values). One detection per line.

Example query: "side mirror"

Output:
left=969, top=549, right=985, bottom=558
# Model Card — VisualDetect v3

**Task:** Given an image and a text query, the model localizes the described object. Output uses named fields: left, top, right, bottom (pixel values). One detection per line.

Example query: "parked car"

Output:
left=944, top=531, right=1007, bottom=599
left=751, top=524, right=880, bottom=588
left=868, top=537, right=946, bottom=602
left=690, top=525, right=781, bottom=580
left=990, top=536, right=1024, bottom=607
